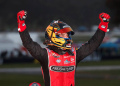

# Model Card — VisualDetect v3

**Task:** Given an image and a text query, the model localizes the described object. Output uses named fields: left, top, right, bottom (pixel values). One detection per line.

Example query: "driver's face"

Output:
left=58, top=33, right=68, bottom=38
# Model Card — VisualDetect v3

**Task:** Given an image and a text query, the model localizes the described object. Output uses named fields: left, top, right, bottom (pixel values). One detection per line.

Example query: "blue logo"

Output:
left=71, top=47, right=74, bottom=52
left=48, top=49, right=51, bottom=52
left=64, top=59, right=70, bottom=64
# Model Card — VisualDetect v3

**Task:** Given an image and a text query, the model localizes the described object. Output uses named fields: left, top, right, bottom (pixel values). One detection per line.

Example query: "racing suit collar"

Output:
left=47, top=46, right=74, bottom=56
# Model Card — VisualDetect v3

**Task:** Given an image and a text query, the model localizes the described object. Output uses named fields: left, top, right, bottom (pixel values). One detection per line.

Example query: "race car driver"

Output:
left=17, top=10, right=110, bottom=86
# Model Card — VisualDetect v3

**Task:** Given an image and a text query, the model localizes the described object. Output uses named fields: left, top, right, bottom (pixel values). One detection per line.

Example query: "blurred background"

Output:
left=0, top=0, right=120, bottom=86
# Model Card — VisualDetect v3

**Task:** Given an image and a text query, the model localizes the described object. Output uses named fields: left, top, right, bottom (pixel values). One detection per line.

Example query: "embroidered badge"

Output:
left=56, top=59, right=61, bottom=63
left=52, top=53, right=60, bottom=58
left=64, top=59, right=70, bottom=64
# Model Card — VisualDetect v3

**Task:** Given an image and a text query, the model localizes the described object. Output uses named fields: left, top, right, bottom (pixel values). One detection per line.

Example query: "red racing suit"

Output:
left=46, top=47, right=76, bottom=86
left=19, top=28, right=105, bottom=86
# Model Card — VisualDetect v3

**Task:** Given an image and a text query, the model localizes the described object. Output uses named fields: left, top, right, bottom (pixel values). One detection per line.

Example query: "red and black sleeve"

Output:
left=19, top=29, right=48, bottom=63
left=76, top=29, right=105, bottom=64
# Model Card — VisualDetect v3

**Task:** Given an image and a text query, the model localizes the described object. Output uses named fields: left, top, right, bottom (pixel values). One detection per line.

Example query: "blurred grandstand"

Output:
left=0, top=0, right=120, bottom=64
left=0, top=29, right=120, bottom=64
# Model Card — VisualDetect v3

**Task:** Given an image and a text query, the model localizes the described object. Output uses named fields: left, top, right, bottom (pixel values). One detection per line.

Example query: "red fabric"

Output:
left=29, top=82, right=41, bottom=86
left=98, top=22, right=109, bottom=32
left=46, top=48, right=76, bottom=86
left=41, top=67, right=45, bottom=82
left=99, top=13, right=110, bottom=22
left=17, top=10, right=26, bottom=32
left=57, top=27, right=73, bottom=33
left=20, top=46, right=28, bottom=55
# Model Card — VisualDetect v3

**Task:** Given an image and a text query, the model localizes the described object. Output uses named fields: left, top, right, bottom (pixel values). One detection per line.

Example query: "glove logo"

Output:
left=22, top=23, right=25, bottom=26
left=101, top=25, right=106, bottom=28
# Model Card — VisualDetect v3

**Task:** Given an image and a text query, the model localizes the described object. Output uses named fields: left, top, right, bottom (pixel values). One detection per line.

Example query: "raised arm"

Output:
left=17, top=10, right=47, bottom=62
left=76, top=13, right=110, bottom=63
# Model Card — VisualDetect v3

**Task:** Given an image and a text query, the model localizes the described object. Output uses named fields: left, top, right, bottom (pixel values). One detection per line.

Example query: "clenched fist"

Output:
left=98, top=13, right=110, bottom=32
left=17, top=10, right=27, bottom=32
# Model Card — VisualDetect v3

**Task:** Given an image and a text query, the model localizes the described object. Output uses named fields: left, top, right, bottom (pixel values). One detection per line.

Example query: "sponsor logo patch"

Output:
left=56, top=59, right=61, bottom=63
left=52, top=53, right=60, bottom=58
left=50, top=66, right=75, bottom=72
left=64, top=59, right=70, bottom=64
left=101, top=25, right=106, bottom=28
left=71, top=58, right=74, bottom=61
left=22, top=23, right=25, bottom=26
left=71, top=47, right=74, bottom=52
left=70, top=58, right=75, bottom=63
left=64, top=55, right=71, bottom=58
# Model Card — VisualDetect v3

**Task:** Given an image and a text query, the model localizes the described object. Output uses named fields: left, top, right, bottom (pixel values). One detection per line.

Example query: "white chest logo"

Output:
left=56, top=59, right=61, bottom=63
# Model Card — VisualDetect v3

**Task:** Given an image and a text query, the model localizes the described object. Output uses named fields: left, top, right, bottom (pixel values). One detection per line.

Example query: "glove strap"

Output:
left=98, top=22, right=109, bottom=32
left=18, top=20, right=26, bottom=32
